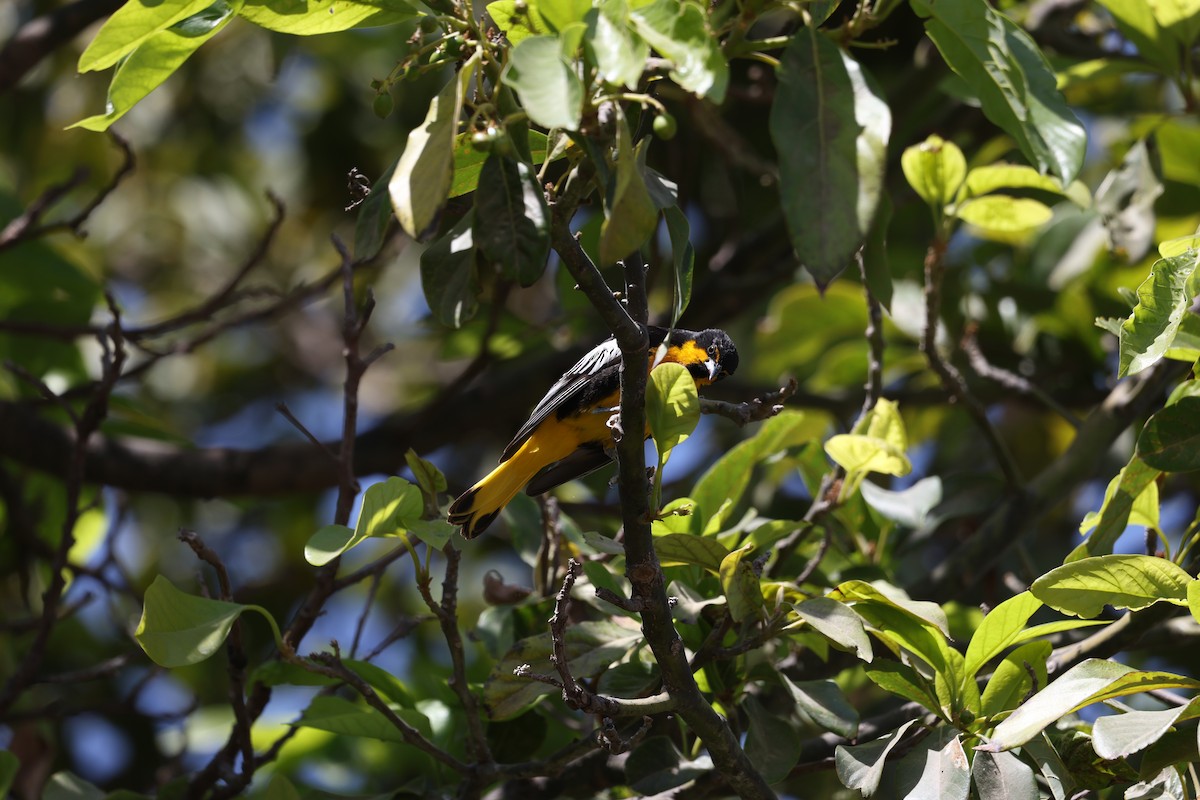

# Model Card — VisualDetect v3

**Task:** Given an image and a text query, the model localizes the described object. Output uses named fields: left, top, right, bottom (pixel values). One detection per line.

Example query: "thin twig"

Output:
left=700, top=379, right=797, bottom=426
left=961, top=324, right=1082, bottom=428
left=921, top=240, right=1022, bottom=489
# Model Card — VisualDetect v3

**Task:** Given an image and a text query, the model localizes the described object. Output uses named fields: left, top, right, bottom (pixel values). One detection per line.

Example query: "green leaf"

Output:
left=979, top=639, right=1051, bottom=717
left=955, top=196, right=1055, bottom=240
left=791, top=596, right=874, bottom=663
left=539, top=0, right=591, bottom=31
left=986, top=660, right=1200, bottom=751
left=506, top=35, right=583, bottom=131
left=450, top=130, right=551, bottom=198
left=483, top=620, right=643, bottom=719
left=835, top=718, right=919, bottom=796
left=295, top=695, right=430, bottom=743
left=743, top=695, right=800, bottom=784
left=1075, top=458, right=1161, bottom=560
left=780, top=674, right=859, bottom=738
left=830, top=580, right=950, bottom=635
left=238, top=0, right=417, bottom=34
left=303, top=524, right=357, bottom=567
left=306, top=477, right=424, bottom=565
left=864, top=660, right=941, bottom=712
left=962, top=163, right=1090, bottom=206
left=861, top=192, right=893, bottom=311
left=1119, top=250, right=1200, bottom=377
left=771, top=26, right=890, bottom=289
left=389, top=58, right=477, bottom=239
left=78, top=0, right=215, bottom=71
left=972, top=750, right=1038, bottom=800
left=719, top=543, right=762, bottom=623
left=963, top=591, right=1043, bottom=678
left=71, top=3, right=236, bottom=131
left=1031, top=554, right=1192, bottom=617
left=420, top=211, right=480, bottom=329
left=599, top=121, right=657, bottom=266
left=1095, top=139, right=1162, bottom=263
left=689, top=411, right=811, bottom=533
left=654, top=532, right=729, bottom=571
left=406, top=448, right=448, bottom=501
left=901, top=134, right=966, bottom=209
left=487, top=0, right=550, bottom=44
left=893, top=733, right=972, bottom=800
left=911, top=0, right=1085, bottom=183
left=1137, top=396, right=1200, bottom=472
left=628, top=0, right=727, bottom=101
left=406, top=519, right=455, bottom=549
left=587, top=0, right=648, bottom=89
left=663, top=205, right=694, bottom=325
left=646, top=361, right=700, bottom=455
left=824, top=432, right=912, bottom=478
left=1092, top=705, right=1188, bottom=760
left=136, top=576, right=281, bottom=667
left=473, top=156, right=550, bottom=286
left=0, top=751, right=17, bottom=798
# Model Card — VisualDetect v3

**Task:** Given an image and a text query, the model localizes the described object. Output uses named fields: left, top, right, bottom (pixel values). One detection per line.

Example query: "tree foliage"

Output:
left=2, top=0, right=1200, bottom=797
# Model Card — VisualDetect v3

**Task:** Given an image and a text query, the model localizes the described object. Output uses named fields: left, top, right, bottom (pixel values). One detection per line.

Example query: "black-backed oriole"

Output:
left=448, top=327, right=739, bottom=538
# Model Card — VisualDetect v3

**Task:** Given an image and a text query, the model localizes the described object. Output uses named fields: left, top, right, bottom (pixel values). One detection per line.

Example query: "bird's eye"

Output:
left=708, top=344, right=719, bottom=359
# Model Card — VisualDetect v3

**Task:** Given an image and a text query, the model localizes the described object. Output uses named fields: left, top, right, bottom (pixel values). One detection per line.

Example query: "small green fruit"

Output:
left=652, top=112, right=677, bottom=140
left=372, top=91, right=394, bottom=119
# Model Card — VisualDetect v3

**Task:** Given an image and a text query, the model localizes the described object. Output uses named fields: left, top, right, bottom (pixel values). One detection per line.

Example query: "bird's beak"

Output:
left=706, top=358, right=721, bottom=382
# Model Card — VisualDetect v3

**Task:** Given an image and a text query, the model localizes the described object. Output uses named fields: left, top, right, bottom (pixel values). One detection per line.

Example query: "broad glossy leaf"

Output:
left=136, top=576, right=280, bottom=667
left=859, top=476, right=943, bottom=530
left=306, top=477, right=424, bottom=565
left=781, top=674, right=859, bottom=738
left=963, top=591, right=1042, bottom=678
left=771, top=26, right=890, bottom=288
left=450, top=130, right=551, bottom=198
left=689, top=411, right=811, bottom=534
left=71, top=4, right=235, bottom=131
left=962, top=163, right=1089, bottom=206
left=506, top=35, right=583, bottom=130
left=1137, top=396, right=1200, bottom=471
left=587, top=0, right=648, bottom=89
left=956, top=196, right=1054, bottom=239
left=654, top=532, right=728, bottom=571
left=647, top=362, right=699, bottom=455
left=983, top=659, right=1198, bottom=750
left=1096, top=0, right=1179, bottom=75
left=901, top=134, right=966, bottom=209
left=304, top=524, right=357, bottom=567
left=1118, top=249, right=1200, bottom=377
left=743, top=696, right=800, bottom=784
left=864, top=660, right=940, bottom=712
left=791, top=596, right=874, bottom=662
left=972, top=751, right=1038, bottom=800
left=420, top=212, right=479, bottom=328
left=1075, top=458, right=1161, bottom=559
left=1093, top=705, right=1188, bottom=759
left=835, top=718, right=919, bottom=796
left=1031, top=554, right=1191, bottom=617
left=599, top=122, right=657, bottom=266
left=390, top=59, right=477, bottom=239
left=239, top=0, right=418, bottom=34
left=824, top=433, right=911, bottom=478
left=888, top=732, right=971, bottom=800
left=912, top=0, right=1085, bottom=183
left=78, top=0, right=214, bottom=71
left=628, top=0, right=727, bottom=101
left=473, top=156, right=550, bottom=286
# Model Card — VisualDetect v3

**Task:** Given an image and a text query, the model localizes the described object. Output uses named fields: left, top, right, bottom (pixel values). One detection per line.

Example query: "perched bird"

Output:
left=448, top=327, right=739, bottom=538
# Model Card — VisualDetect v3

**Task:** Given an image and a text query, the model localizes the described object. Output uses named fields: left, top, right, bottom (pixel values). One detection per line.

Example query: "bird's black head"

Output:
left=694, top=328, right=739, bottom=382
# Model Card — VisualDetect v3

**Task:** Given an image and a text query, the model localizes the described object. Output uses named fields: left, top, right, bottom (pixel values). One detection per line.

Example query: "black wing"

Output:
left=499, top=337, right=623, bottom=461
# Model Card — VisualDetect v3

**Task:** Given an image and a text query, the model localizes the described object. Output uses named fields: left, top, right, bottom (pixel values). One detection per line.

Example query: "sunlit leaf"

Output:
left=239, top=0, right=418, bottom=34
left=1093, top=705, right=1188, bottom=760
left=136, top=576, right=281, bottom=667
left=599, top=121, right=657, bottom=266
left=78, top=0, right=215, bottom=71
left=1117, top=249, right=1200, bottom=377
left=835, top=718, right=920, bottom=795
left=628, top=0, right=727, bottom=101
left=505, top=35, right=583, bottom=130
left=901, top=134, right=966, bottom=209
left=719, top=543, right=762, bottom=622
left=911, top=0, right=1085, bottom=183
left=963, top=591, right=1042, bottom=678
left=1031, top=554, right=1191, bottom=617
left=646, top=361, right=699, bottom=455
